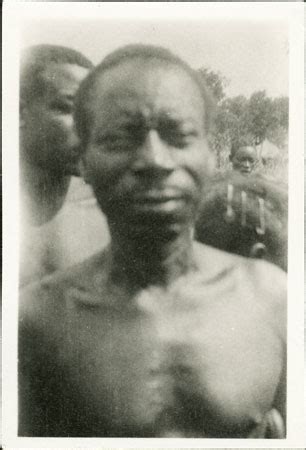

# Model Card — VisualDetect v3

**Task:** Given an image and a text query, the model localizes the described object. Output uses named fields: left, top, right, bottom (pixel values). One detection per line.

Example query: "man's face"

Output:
left=82, top=59, right=213, bottom=235
left=231, top=146, right=258, bottom=175
left=21, top=63, right=89, bottom=175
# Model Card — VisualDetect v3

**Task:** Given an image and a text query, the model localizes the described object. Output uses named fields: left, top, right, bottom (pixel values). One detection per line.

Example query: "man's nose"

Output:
left=244, top=160, right=251, bottom=168
left=132, top=130, right=175, bottom=174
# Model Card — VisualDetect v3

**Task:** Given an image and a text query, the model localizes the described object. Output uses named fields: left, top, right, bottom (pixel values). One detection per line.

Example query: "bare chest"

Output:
left=53, top=284, right=283, bottom=437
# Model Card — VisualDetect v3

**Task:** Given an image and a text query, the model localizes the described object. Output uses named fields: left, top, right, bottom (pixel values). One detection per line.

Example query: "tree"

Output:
left=245, top=91, right=277, bottom=144
left=267, top=97, right=289, bottom=149
left=197, top=68, right=228, bottom=103
left=210, top=95, right=251, bottom=167
left=245, top=92, right=288, bottom=148
left=272, top=97, right=289, bottom=129
left=198, top=69, right=289, bottom=169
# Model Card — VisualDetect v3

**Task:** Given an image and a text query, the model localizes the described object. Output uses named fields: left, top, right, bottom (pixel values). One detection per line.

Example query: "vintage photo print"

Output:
left=2, top=2, right=304, bottom=448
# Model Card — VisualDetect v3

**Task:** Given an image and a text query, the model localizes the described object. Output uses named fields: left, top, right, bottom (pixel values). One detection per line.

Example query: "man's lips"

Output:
left=133, top=195, right=184, bottom=204
left=126, top=190, right=188, bottom=214
left=131, top=190, right=186, bottom=203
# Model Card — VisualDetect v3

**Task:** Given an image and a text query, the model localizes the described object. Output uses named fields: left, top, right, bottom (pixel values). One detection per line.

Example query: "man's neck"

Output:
left=21, top=159, right=71, bottom=226
left=108, top=224, right=195, bottom=288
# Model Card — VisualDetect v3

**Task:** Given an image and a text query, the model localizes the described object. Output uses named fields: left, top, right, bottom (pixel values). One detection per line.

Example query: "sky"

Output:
left=22, top=18, right=288, bottom=99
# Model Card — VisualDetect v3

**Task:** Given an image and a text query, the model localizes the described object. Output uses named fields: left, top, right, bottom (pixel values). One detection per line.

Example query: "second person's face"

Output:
left=82, top=59, right=214, bottom=235
left=22, top=63, right=89, bottom=176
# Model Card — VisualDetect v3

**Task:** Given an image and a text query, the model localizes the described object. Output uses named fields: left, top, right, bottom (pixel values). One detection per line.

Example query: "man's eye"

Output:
left=162, top=130, right=197, bottom=148
left=50, top=101, right=73, bottom=114
left=95, top=134, right=130, bottom=151
left=95, top=127, right=144, bottom=151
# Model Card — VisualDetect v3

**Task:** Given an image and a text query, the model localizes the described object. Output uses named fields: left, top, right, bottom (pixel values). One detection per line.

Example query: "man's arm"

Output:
left=249, top=260, right=287, bottom=438
left=18, top=281, right=56, bottom=436
left=19, top=301, right=46, bottom=436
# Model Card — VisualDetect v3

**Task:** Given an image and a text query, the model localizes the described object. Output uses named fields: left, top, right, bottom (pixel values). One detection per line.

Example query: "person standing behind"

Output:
left=229, top=140, right=259, bottom=175
left=20, top=45, right=109, bottom=286
left=20, top=44, right=93, bottom=225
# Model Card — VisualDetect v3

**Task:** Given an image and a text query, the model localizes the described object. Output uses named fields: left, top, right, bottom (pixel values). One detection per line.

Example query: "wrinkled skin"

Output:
left=82, top=60, right=214, bottom=238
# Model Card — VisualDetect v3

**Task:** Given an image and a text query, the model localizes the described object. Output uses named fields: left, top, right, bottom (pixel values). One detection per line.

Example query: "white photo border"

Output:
left=2, top=1, right=305, bottom=448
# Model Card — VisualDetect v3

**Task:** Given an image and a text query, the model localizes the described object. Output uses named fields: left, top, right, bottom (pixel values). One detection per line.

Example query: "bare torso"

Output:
left=19, top=242, right=286, bottom=437
left=20, top=177, right=109, bottom=286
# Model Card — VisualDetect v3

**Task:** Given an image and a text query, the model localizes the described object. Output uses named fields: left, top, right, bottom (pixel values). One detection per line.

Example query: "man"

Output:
left=20, top=44, right=94, bottom=225
left=20, top=45, right=109, bottom=285
left=229, top=142, right=259, bottom=175
left=19, top=45, right=286, bottom=438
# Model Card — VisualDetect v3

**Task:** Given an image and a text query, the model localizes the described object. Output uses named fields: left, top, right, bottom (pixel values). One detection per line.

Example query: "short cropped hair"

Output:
left=74, top=44, right=215, bottom=145
left=230, top=136, right=256, bottom=158
left=20, top=44, right=93, bottom=105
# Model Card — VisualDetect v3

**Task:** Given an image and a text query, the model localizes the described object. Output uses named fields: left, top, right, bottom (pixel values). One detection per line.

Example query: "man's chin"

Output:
left=124, top=220, right=187, bottom=242
left=53, top=163, right=81, bottom=178
left=60, top=160, right=82, bottom=177
left=67, top=167, right=81, bottom=177
left=108, top=208, right=194, bottom=239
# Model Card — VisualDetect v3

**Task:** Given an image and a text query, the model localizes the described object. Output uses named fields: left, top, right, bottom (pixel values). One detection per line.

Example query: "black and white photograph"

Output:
left=2, top=2, right=304, bottom=447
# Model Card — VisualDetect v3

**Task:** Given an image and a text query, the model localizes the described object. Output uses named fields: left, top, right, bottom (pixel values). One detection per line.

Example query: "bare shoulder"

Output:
left=193, top=240, right=248, bottom=276
left=247, top=258, right=287, bottom=342
left=19, top=249, right=110, bottom=329
left=193, top=241, right=286, bottom=334
left=248, top=258, right=286, bottom=314
left=246, top=257, right=287, bottom=298
left=194, top=240, right=286, bottom=295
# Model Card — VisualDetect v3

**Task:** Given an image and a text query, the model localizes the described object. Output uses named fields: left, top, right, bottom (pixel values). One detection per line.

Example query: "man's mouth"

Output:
left=132, top=188, right=186, bottom=201
left=129, top=190, right=187, bottom=213
left=133, top=194, right=184, bottom=203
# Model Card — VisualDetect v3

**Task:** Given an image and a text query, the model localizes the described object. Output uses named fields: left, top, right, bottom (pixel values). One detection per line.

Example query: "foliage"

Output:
left=197, top=67, right=228, bottom=103
left=198, top=67, right=289, bottom=172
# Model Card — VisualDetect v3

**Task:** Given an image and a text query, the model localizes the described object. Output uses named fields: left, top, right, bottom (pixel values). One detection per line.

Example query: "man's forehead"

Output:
left=91, top=59, right=204, bottom=117
left=96, top=58, right=199, bottom=90
left=237, top=146, right=257, bottom=156
left=41, top=63, right=89, bottom=93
